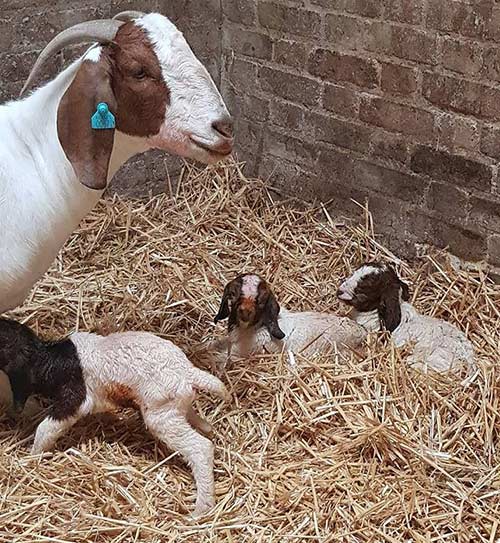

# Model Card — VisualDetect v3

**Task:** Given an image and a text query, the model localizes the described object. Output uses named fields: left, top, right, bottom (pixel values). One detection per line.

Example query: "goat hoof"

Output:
left=192, top=500, right=214, bottom=519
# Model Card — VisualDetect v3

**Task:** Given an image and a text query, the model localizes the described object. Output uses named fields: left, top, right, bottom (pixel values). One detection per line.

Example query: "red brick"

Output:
left=222, top=26, right=273, bottom=60
left=258, top=155, right=318, bottom=200
left=264, top=129, right=319, bottom=168
left=384, top=0, right=424, bottom=25
left=442, top=38, right=483, bottom=76
left=426, top=0, right=492, bottom=40
left=259, top=66, right=321, bottom=107
left=307, top=113, right=373, bottom=153
left=482, top=47, right=500, bottom=83
left=487, top=235, right=500, bottom=266
left=437, top=115, right=480, bottom=153
left=356, top=161, right=428, bottom=203
left=423, top=73, right=477, bottom=116
left=222, top=0, right=257, bottom=26
left=234, top=118, right=263, bottom=157
left=0, top=49, right=61, bottom=85
left=258, top=3, right=322, bottom=38
left=269, top=101, right=305, bottom=131
left=360, top=97, right=435, bottom=144
left=308, top=49, right=379, bottom=88
left=273, top=40, right=307, bottom=69
left=481, top=125, right=500, bottom=159
left=389, top=26, right=439, bottom=65
left=227, top=57, right=258, bottom=89
left=327, top=18, right=438, bottom=64
left=323, top=84, right=360, bottom=119
left=410, top=146, right=492, bottom=192
left=318, top=149, right=428, bottom=203
left=0, top=79, right=23, bottom=103
left=381, top=63, right=417, bottom=96
left=431, top=221, right=487, bottom=262
left=325, top=0, right=382, bottom=18
left=486, top=6, right=500, bottom=44
left=480, top=86, right=500, bottom=122
left=369, top=130, right=409, bottom=164
left=468, top=196, right=500, bottom=234
left=427, top=183, right=470, bottom=221
left=325, top=14, right=373, bottom=51
left=225, top=90, right=269, bottom=123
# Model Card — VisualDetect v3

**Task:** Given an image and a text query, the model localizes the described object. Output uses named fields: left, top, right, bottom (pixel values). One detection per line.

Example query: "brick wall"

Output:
left=2, top=1, right=499, bottom=276
left=221, top=0, right=500, bottom=277
left=0, top=0, right=221, bottom=196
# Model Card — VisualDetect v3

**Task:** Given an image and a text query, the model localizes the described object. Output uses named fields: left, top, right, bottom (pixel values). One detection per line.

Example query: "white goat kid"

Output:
left=0, top=317, right=230, bottom=517
left=211, top=273, right=367, bottom=367
left=337, top=262, right=475, bottom=373
left=0, top=11, right=233, bottom=313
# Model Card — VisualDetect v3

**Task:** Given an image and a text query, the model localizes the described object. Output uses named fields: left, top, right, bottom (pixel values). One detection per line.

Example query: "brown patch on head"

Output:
left=57, top=21, right=169, bottom=190
left=110, top=22, right=169, bottom=137
left=214, top=273, right=286, bottom=339
left=105, top=383, right=139, bottom=410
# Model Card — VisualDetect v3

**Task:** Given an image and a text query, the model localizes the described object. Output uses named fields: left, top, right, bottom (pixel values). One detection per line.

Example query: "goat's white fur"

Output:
left=31, top=331, right=229, bottom=517
left=0, top=13, right=230, bottom=313
left=139, top=14, right=230, bottom=162
left=353, top=303, right=475, bottom=373
left=241, top=274, right=261, bottom=298
left=212, top=308, right=367, bottom=365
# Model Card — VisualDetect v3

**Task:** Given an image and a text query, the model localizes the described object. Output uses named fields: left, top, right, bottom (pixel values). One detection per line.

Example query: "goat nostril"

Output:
left=212, top=116, right=234, bottom=139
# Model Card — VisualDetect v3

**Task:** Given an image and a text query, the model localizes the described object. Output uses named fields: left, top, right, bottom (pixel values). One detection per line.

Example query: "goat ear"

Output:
left=400, top=281, right=410, bottom=302
left=57, top=56, right=116, bottom=190
left=263, top=292, right=285, bottom=340
left=378, top=284, right=402, bottom=333
left=214, top=289, right=230, bottom=324
left=214, top=280, right=239, bottom=324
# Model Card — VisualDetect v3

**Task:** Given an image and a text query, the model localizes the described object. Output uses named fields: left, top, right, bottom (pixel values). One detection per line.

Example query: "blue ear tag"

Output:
left=91, top=102, right=115, bottom=130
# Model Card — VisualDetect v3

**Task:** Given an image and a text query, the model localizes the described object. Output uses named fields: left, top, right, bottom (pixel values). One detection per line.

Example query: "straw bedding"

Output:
left=0, top=160, right=499, bottom=542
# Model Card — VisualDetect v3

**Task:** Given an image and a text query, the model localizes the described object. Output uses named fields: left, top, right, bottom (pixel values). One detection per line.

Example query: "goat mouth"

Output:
left=189, top=136, right=233, bottom=157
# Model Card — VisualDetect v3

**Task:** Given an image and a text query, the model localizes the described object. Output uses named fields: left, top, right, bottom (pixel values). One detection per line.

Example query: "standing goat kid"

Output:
left=211, top=273, right=367, bottom=366
left=0, top=318, right=230, bottom=517
left=337, top=262, right=475, bottom=373
left=0, top=11, right=233, bottom=313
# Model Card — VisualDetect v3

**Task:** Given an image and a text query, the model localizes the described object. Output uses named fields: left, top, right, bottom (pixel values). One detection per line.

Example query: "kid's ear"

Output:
left=378, top=283, right=402, bottom=333
left=214, top=279, right=242, bottom=324
left=263, top=292, right=285, bottom=340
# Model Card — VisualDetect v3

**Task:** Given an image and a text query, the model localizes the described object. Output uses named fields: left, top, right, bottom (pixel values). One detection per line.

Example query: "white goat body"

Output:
left=0, top=316, right=229, bottom=518
left=37, top=331, right=229, bottom=517
left=213, top=308, right=367, bottom=364
left=0, top=64, right=100, bottom=311
left=354, top=303, right=475, bottom=373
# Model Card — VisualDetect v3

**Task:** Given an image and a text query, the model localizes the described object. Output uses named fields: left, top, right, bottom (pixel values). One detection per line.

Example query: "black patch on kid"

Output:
left=340, top=263, right=410, bottom=333
left=0, top=318, right=86, bottom=419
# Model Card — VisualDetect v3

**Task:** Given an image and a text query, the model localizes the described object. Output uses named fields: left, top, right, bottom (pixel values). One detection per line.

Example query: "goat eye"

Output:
left=134, top=69, right=146, bottom=80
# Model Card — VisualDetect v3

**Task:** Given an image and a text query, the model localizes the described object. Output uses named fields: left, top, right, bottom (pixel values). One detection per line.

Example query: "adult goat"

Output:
left=0, top=11, right=233, bottom=313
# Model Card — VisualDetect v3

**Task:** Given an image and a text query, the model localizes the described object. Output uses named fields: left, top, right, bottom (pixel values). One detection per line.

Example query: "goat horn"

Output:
left=20, top=19, right=124, bottom=97
left=113, top=11, right=145, bottom=21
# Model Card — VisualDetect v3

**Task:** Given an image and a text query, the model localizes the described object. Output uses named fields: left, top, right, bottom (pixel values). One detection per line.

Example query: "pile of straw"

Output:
left=1, top=161, right=498, bottom=542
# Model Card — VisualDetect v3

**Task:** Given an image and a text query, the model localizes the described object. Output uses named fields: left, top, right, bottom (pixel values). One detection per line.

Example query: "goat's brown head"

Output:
left=337, top=262, right=410, bottom=332
left=21, top=12, right=233, bottom=190
left=214, top=274, right=286, bottom=340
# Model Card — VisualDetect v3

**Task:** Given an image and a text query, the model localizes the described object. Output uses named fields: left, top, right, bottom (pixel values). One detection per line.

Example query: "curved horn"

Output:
left=113, top=11, right=145, bottom=21
left=20, top=19, right=124, bottom=97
